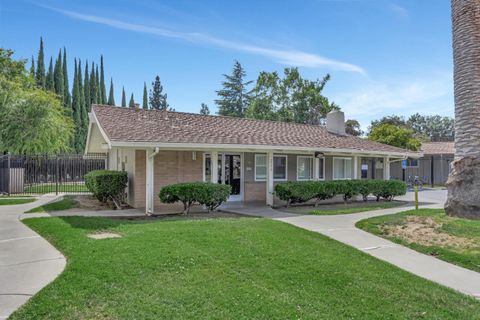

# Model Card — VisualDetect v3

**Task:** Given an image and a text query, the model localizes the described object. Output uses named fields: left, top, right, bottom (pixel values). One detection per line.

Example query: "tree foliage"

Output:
left=108, top=78, right=115, bottom=106
left=142, top=82, right=148, bottom=109
left=345, top=119, right=363, bottom=136
left=200, top=103, right=210, bottom=115
left=0, top=48, right=74, bottom=154
left=149, top=75, right=168, bottom=110
left=215, top=61, right=252, bottom=117
left=368, top=123, right=421, bottom=151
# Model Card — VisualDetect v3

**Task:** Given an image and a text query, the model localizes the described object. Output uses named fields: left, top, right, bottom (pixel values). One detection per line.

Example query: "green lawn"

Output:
left=25, top=196, right=80, bottom=213
left=0, top=198, right=35, bottom=205
left=280, top=201, right=405, bottom=216
left=12, top=216, right=480, bottom=319
left=24, top=183, right=89, bottom=194
left=357, top=209, right=480, bottom=273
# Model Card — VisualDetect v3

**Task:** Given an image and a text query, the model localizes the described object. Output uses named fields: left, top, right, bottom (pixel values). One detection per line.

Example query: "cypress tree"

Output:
left=121, top=87, right=126, bottom=107
left=53, top=50, right=64, bottom=99
left=35, top=37, right=46, bottom=88
left=149, top=75, right=168, bottom=110
left=129, top=93, right=135, bottom=108
left=143, top=82, right=148, bottom=109
left=100, top=55, right=107, bottom=104
left=29, top=56, right=35, bottom=78
left=62, top=48, right=72, bottom=114
left=84, top=61, right=91, bottom=111
left=78, top=60, right=88, bottom=152
left=90, top=63, right=97, bottom=104
left=107, top=78, right=115, bottom=106
left=95, top=65, right=101, bottom=103
left=46, top=57, right=54, bottom=91
left=72, top=59, right=82, bottom=151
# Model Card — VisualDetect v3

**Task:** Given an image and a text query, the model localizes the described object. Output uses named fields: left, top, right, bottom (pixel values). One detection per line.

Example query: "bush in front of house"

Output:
left=274, top=179, right=407, bottom=206
left=85, top=170, right=128, bottom=208
left=159, top=182, right=231, bottom=214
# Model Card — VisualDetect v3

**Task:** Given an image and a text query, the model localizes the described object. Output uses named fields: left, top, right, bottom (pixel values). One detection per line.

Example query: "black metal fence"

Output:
left=0, top=154, right=108, bottom=195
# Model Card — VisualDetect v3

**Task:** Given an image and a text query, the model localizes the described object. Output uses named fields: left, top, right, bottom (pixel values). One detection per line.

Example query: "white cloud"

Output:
left=389, top=3, right=408, bottom=19
left=333, top=72, right=454, bottom=129
left=44, top=6, right=366, bottom=75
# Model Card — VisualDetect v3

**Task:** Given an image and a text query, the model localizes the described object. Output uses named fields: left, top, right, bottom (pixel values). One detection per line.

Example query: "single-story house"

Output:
left=390, top=142, right=454, bottom=186
left=85, top=105, right=420, bottom=214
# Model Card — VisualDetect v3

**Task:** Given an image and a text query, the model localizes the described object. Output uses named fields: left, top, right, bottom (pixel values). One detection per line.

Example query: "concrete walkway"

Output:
left=0, top=195, right=66, bottom=320
left=222, top=189, right=480, bottom=298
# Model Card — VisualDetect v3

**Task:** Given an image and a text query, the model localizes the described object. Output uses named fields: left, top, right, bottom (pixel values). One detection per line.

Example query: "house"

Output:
left=390, top=141, right=454, bottom=186
left=85, top=105, right=419, bottom=214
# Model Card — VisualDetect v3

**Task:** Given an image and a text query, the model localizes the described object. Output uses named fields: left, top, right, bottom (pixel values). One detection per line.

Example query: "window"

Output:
left=406, top=158, right=419, bottom=168
left=317, top=157, right=325, bottom=180
left=255, top=154, right=267, bottom=181
left=273, top=155, right=287, bottom=180
left=297, top=156, right=314, bottom=180
left=255, top=154, right=288, bottom=181
left=333, top=157, right=353, bottom=180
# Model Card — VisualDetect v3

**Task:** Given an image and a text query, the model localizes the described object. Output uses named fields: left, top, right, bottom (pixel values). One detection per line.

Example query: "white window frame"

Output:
left=296, top=156, right=314, bottom=181
left=254, top=154, right=267, bottom=181
left=273, top=155, right=288, bottom=181
left=333, top=157, right=353, bottom=180
left=406, top=158, right=419, bottom=168
left=255, top=154, right=288, bottom=181
left=317, top=157, right=326, bottom=180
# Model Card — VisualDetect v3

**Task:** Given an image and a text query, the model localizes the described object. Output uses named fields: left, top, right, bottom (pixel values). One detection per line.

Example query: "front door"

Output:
left=204, top=153, right=243, bottom=201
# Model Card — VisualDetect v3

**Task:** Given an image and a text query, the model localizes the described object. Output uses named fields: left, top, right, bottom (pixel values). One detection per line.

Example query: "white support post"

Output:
left=145, top=149, right=156, bottom=215
left=266, top=151, right=274, bottom=206
left=314, top=157, right=320, bottom=181
left=353, top=156, right=358, bottom=179
left=211, top=151, right=218, bottom=184
left=383, top=157, right=390, bottom=180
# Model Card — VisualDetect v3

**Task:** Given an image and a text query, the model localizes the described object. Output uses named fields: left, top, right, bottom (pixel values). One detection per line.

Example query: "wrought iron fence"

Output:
left=0, top=154, right=108, bottom=195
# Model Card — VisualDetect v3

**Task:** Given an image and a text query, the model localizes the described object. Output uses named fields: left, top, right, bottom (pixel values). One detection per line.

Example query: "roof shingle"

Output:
left=92, top=105, right=411, bottom=155
left=421, top=142, right=455, bottom=155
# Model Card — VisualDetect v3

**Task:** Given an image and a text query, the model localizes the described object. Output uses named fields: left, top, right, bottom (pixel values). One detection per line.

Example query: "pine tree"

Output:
left=62, top=48, right=72, bottom=114
left=53, top=50, right=64, bottom=99
left=200, top=103, right=210, bottom=115
left=35, top=37, right=46, bottom=88
left=45, top=57, right=54, bottom=91
left=90, top=63, right=97, bottom=104
left=84, top=61, right=91, bottom=111
left=215, top=60, right=252, bottom=117
left=143, top=82, right=148, bottom=109
left=107, top=78, right=115, bottom=106
left=29, top=56, right=35, bottom=78
left=149, top=75, right=168, bottom=110
left=100, top=55, right=107, bottom=104
left=129, top=93, right=135, bottom=108
left=121, top=87, right=126, bottom=107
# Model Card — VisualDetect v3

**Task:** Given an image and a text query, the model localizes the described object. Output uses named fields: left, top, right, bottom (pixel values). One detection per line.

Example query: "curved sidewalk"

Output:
left=0, top=195, right=66, bottom=320
left=223, top=190, right=480, bottom=298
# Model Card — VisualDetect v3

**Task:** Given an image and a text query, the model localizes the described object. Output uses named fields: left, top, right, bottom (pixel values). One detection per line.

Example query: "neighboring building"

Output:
left=85, top=105, right=419, bottom=214
left=390, top=142, right=454, bottom=186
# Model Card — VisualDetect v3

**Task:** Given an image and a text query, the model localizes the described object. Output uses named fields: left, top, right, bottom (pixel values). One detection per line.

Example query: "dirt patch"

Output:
left=381, top=216, right=476, bottom=249
left=113, top=211, right=244, bottom=221
left=72, top=195, right=121, bottom=211
left=87, top=232, right=122, bottom=239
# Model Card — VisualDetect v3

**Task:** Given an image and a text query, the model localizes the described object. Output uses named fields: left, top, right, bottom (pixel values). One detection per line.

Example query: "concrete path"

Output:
left=222, top=189, right=480, bottom=298
left=0, top=195, right=66, bottom=320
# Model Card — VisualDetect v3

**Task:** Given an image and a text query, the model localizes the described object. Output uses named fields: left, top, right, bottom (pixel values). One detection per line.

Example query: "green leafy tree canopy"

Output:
left=368, top=123, right=421, bottom=151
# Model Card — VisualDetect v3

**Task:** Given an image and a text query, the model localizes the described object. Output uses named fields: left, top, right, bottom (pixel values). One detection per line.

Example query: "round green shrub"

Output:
left=84, top=170, right=128, bottom=205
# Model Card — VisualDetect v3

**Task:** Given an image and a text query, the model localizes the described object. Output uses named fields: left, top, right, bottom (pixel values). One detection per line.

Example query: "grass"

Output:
left=0, top=198, right=35, bottom=205
left=24, top=183, right=89, bottom=194
left=25, top=196, right=80, bottom=213
left=11, top=216, right=480, bottom=319
left=280, top=200, right=405, bottom=216
left=356, top=209, right=480, bottom=273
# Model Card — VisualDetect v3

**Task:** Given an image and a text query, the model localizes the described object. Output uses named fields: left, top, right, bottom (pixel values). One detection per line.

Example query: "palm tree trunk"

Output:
left=445, top=0, right=480, bottom=219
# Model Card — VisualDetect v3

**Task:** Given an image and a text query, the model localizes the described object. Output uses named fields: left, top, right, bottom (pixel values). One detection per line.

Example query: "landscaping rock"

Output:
left=445, top=156, right=480, bottom=219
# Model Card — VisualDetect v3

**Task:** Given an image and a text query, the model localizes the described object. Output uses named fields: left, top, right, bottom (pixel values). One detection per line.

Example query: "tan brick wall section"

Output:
left=134, top=150, right=204, bottom=213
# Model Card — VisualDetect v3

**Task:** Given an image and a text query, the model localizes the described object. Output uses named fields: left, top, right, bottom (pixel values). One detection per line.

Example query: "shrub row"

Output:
left=274, top=180, right=406, bottom=206
left=159, top=182, right=231, bottom=214
left=85, top=170, right=128, bottom=208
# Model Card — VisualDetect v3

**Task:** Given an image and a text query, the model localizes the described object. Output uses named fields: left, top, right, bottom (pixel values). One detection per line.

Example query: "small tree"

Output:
left=368, top=123, right=421, bottom=151
left=345, top=119, right=363, bottom=136
left=149, top=75, right=168, bottom=110
left=129, top=93, right=135, bottom=108
left=199, top=103, right=210, bottom=115
left=107, top=78, right=115, bottom=105
left=121, top=87, right=126, bottom=107
left=142, top=82, right=148, bottom=109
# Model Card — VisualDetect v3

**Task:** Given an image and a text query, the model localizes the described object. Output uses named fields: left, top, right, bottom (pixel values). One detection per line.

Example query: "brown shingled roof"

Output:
left=421, top=142, right=455, bottom=155
left=92, top=105, right=410, bottom=155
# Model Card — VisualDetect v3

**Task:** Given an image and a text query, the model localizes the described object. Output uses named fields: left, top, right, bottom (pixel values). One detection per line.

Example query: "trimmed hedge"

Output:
left=85, top=170, right=128, bottom=208
left=274, top=179, right=406, bottom=206
left=159, top=182, right=231, bottom=214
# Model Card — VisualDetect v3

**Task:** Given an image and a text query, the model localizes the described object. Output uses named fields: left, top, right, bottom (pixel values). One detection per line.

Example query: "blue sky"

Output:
left=1, top=0, right=453, bottom=129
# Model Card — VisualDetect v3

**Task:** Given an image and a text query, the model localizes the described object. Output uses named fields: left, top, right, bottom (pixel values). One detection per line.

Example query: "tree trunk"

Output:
left=445, top=0, right=480, bottom=219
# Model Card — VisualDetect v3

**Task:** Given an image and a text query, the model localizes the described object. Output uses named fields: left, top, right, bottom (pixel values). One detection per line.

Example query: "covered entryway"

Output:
left=204, top=153, right=243, bottom=202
